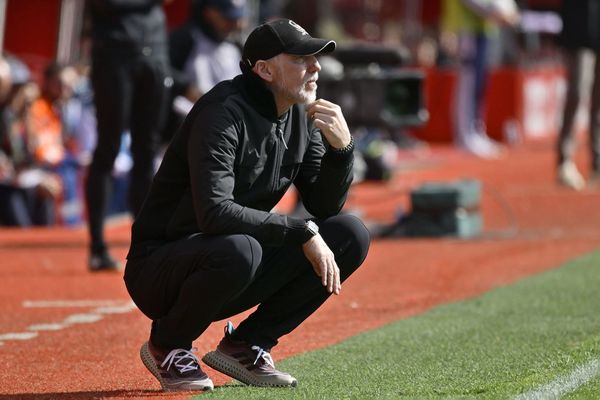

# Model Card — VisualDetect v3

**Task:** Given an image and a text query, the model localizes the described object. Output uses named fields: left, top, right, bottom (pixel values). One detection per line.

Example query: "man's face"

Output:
left=269, top=54, right=321, bottom=105
left=204, top=7, right=245, bottom=42
left=45, top=67, right=76, bottom=102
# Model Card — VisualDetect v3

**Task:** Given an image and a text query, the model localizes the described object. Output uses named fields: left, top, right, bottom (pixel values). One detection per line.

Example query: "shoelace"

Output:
left=251, top=345, right=275, bottom=368
left=161, top=347, right=200, bottom=373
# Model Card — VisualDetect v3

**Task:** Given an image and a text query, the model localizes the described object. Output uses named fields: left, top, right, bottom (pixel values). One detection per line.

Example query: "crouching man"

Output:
left=124, top=18, right=370, bottom=391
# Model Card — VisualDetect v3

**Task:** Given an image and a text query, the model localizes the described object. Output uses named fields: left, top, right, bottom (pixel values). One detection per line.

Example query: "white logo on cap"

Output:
left=289, top=20, right=308, bottom=36
left=232, top=0, right=246, bottom=7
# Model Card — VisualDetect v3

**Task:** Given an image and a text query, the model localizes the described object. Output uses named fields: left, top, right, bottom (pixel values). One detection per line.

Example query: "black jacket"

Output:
left=89, top=0, right=167, bottom=51
left=127, top=71, right=354, bottom=258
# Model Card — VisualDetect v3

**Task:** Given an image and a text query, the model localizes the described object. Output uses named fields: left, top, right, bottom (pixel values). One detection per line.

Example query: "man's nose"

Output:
left=307, top=56, right=321, bottom=72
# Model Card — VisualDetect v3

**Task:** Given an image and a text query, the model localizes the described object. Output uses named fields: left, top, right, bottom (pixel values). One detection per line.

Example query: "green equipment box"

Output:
left=404, top=179, right=482, bottom=238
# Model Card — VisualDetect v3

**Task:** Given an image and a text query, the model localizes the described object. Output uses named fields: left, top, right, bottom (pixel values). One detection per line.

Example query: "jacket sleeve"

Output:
left=293, top=123, right=354, bottom=218
left=187, top=105, right=309, bottom=246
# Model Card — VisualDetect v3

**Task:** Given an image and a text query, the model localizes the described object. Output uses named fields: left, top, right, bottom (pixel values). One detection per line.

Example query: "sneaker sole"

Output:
left=202, top=350, right=297, bottom=387
left=140, top=342, right=214, bottom=391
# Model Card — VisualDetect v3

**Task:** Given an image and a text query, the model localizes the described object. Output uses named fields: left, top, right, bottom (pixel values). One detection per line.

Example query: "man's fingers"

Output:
left=306, top=100, right=340, bottom=118
left=331, top=263, right=341, bottom=295
left=335, top=267, right=341, bottom=295
left=327, top=263, right=335, bottom=293
left=302, top=236, right=341, bottom=294
left=307, top=98, right=336, bottom=109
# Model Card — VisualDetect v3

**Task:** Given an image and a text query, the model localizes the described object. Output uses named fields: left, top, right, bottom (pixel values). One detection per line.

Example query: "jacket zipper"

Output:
left=272, top=119, right=286, bottom=191
left=278, top=125, right=288, bottom=150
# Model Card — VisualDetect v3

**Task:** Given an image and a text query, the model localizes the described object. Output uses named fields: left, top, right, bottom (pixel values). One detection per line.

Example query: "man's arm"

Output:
left=296, top=99, right=354, bottom=295
left=295, top=100, right=354, bottom=218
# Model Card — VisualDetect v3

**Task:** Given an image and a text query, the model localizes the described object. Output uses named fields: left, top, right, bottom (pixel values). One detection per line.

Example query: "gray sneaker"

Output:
left=140, top=341, right=214, bottom=391
left=202, top=322, right=297, bottom=387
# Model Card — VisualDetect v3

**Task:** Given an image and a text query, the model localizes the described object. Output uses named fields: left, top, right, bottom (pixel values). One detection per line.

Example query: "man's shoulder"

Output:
left=186, top=78, right=249, bottom=126
left=200, top=78, right=245, bottom=111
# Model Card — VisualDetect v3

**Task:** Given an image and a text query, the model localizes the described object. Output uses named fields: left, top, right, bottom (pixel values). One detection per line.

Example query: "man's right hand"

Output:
left=302, top=234, right=341, bottom=295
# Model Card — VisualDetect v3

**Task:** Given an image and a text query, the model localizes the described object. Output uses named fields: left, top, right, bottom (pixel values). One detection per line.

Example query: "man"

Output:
left=124, top=19, right=370, bottom=391
left=86, top=0, right=171, bottom=271
left=174, top=0, right=247, bottom=99
left=556, top=0, right=600, bottom=190
left=163, top=0, right=247, bottom=142
left=441, top=0, right=519, bottom=158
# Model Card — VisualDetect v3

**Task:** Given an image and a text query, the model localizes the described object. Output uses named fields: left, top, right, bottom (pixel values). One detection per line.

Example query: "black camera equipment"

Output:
left=317, top=44, right=428, bottom=129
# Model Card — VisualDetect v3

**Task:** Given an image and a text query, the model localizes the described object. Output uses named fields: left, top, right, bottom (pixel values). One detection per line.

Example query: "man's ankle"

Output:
left=148, top=339, right=169, bottom=360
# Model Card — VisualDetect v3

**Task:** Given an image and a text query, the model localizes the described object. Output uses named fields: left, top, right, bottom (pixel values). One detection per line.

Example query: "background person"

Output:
left=125, top=19, right=370, bottom=391
left=556, top=0, right=600, bottom=190
left=0, top=57, right=62, bottom=226
left=163, top=0, right=247, bottom=143
left=27, top=62, right=83, bottom=226
left=441, top=0, right=520, bottom=158
left=85, top=0, right=172, bottom=271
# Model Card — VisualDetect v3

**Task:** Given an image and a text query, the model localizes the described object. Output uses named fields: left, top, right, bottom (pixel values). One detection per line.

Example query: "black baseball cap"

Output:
left=242, top=19, right=336, bottom=67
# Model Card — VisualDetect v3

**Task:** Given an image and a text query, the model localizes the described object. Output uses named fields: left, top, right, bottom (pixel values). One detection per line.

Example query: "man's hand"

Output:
left=306, top=99, right=351, bottom=150
left=302, top=234, right=341, bottom=295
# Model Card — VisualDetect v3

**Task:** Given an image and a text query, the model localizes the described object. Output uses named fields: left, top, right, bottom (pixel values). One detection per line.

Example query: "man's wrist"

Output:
left=330, top=135, right=354, bottom=155
left=302, top=220, right=319, bottom=243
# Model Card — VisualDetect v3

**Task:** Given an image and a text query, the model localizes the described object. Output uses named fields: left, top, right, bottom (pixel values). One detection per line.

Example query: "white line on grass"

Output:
left=514, top=359, right=600, bottom=400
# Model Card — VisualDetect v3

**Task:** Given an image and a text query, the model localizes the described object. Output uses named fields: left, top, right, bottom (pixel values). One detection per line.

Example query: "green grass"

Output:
left=198, top=250, right=600, bottom=399
left=564, top=374, right=600, bottom=400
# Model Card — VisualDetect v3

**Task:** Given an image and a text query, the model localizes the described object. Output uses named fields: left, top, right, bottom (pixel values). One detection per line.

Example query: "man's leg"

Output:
left=589, top=52, right=600, bottom=176
left=128, top=56, right=168, bottom=216
left=219, top=214, right=371, bottom=349
left=558, top=49, right=585, bottom=167
left=202, top=214, right=370, bottom=386
left=125, top=233, right=262, bottom=391
left=557, top=48, right=586, bottom=189
left=125, top=233, right=263, bottom=350
left=87, top=49, right=132, bottom=268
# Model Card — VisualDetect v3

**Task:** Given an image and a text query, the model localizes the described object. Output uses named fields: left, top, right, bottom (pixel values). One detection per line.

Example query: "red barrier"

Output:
left=410, top=64, right=566, bottom=144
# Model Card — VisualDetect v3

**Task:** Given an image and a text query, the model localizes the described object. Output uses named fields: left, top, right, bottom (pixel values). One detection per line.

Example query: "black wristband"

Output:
left=330, top=135, right=354, bottom=155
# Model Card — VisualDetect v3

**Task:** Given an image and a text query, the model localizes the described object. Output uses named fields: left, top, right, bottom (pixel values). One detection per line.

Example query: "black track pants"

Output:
left=124, top=214, right=371, bottom=350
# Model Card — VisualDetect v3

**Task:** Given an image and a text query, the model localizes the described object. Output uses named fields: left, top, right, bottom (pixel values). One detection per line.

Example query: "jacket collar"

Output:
left=235, top=70, right=280, bottom=122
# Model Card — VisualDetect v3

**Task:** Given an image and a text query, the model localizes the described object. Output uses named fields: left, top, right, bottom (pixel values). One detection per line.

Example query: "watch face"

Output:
left=306, top=220, right=319, bottom=236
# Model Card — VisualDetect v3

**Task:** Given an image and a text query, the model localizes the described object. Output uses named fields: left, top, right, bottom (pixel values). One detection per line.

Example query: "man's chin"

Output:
left=299, top=90, right=317, bottom=104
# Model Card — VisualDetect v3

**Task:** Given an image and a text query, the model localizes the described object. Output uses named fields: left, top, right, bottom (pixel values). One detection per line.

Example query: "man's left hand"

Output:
left=302, top=234, right=341, bottom=295
left=306, top=99, right=352, bottom=149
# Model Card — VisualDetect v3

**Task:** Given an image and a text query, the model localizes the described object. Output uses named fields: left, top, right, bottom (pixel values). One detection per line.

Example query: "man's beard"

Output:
left=276, top=75, right=318, bottom=105
left=298, top=81, right=317, bottom=104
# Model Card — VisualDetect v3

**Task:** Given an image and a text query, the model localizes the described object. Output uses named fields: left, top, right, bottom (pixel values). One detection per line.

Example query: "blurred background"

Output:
left=0, top=0, right=583, bottom=231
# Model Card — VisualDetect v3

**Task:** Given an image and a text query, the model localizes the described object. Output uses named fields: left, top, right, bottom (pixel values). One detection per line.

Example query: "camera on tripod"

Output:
left=317, top=45, right=428, bottom=129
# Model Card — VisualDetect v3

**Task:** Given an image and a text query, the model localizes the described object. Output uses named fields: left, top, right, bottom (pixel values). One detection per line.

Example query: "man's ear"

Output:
left=252, top=60, right=274, bottom=82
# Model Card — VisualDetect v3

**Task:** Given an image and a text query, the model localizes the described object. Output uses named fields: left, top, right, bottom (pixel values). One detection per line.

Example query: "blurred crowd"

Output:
left=0, top=56, right=86, bottom=227
left=0, top=0, right=589, bottom=230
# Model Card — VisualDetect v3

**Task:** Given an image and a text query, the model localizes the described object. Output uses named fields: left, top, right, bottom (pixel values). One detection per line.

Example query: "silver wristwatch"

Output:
left=305, top=220, right=319, bottom=237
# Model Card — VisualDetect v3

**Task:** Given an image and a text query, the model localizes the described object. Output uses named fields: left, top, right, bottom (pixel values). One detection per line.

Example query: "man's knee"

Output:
left=321, top=214, right=370, bottom=273
left=212, top=234, right=263, bottom=288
